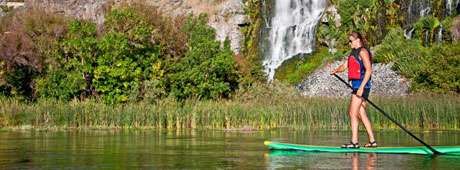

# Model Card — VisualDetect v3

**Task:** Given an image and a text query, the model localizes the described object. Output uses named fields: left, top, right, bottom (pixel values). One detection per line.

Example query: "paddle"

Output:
left=332, top=73, right=442, bottom=155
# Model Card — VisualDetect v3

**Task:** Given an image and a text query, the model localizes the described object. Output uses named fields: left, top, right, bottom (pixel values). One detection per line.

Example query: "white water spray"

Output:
left=447, top=0, right=453, bottom=16
left=263, top=0, right=327, bottom=81
left=437, top=25, right=443, bottom=43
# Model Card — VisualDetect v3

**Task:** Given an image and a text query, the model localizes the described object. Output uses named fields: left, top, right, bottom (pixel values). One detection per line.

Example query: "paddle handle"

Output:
left=332, top=74, right=441, bottom=155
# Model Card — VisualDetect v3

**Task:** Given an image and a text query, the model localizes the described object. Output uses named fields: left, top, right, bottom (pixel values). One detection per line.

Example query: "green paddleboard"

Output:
left=264, top=141, right=460, bottom=155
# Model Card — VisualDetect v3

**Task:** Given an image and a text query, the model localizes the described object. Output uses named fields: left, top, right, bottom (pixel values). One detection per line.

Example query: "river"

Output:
left=1, top=129, right=460, bottom=169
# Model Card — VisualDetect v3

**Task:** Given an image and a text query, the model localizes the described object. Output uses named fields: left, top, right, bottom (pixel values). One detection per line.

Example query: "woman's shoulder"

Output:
left=359, top=47, right=371, bottom=57
left=359, top=47, right=369, bottom=53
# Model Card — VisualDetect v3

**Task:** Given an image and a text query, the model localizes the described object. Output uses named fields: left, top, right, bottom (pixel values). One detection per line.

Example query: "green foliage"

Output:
left=415, top=44, right=460, bottom=93
left=374, top=28, right=460, bottom=93
left=1, top=93, right=459, bottom=130
left=275, top=48, right=344, bottom=84
left=329, top=0, right=386, bottom=47
left=324, top=0, right=459, bottom=94
left=4, top=66, right=37, bottom=98
left=239, top=0, right=266, bottom=84
left=329, top=0, right=411, bottom=48
left=127, top=3, right=188, bottom=59
left=36, top=8, right=163, bottom=103
left=2, top=5, right=245, bottom=102
left=35, top=70, right=86, bottom=100
left=167, top=15, right=240, bottom=100
left=334, top=0, right=372, bottom=27
left=36, top=20, right=98, bottom=100
left=442, top=16, right=454, bottom=32
left=0, top=9, right=68, bottom=99
left=94, top=8, right=160, bottom=104
left=373, top=27, right=424, bottom=63
left=414, top=16, right=441, bottom=46
left=104, top=8, right=152, bottom=44
left=384, top=0, right=401, bottom=26
left=317, top=14, right=342, bottom=49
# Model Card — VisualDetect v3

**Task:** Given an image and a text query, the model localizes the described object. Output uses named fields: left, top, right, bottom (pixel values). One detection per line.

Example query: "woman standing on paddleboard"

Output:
left=331, top=32, right=377, bottom=148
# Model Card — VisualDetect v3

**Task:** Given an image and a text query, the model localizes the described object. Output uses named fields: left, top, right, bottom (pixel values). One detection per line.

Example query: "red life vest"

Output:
left=348, top=47, right=371, bottom=81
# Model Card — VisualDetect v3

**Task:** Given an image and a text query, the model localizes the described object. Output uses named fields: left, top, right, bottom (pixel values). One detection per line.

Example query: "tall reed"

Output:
left=0, top=93, right=458, bottom=130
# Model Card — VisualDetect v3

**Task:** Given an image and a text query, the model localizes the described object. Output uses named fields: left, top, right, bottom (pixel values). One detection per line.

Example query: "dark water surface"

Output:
left=1, top=129, right=460, bottom=169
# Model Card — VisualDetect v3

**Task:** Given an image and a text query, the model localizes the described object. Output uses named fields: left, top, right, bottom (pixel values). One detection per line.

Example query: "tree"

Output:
left=167, top=14, right=240, bottom=100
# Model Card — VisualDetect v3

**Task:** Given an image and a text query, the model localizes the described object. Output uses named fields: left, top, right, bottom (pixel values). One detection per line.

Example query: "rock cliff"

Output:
left=24, top=0, right=247, bottom=53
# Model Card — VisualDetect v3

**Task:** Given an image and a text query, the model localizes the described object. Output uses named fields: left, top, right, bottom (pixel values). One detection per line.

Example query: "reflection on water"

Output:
left=265, top=150, right=460, bottom=170
left=354, top=153, right=377, bottom=170
left=0, top=129, right=459, bottom=169
left=265, top=151, right=378, bottom=169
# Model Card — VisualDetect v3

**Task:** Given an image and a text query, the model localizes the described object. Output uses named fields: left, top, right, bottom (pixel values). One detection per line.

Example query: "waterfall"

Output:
left=447, top=0, right=452, bottom=16
left=437, top=25, right=443, bottom=43
left=263, top=0, right=327, bottom=81
left=407, top=0, right=432, bottom=25
left=446, top=0, right=460, bottom=16
left=424, top=31, right=430, bottom=47
left=456, top=0, right=460, bottom=14
left=420, top=7, right=431, bottom=17
left=405, top=28, right=415, bottom=39
left=261, top=0, right=271, bottom=28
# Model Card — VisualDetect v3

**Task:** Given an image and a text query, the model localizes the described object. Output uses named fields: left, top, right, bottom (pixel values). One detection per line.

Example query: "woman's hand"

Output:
left=331, top=64, right=346, bottom=75
left=356, top=88, right=364, bottom=97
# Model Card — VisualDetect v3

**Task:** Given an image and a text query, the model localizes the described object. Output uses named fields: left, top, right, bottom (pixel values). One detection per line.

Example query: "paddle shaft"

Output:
left=333, top=74, right=441, bottom=155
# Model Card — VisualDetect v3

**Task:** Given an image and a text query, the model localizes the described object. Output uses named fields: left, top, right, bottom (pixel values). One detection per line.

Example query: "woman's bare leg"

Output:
left=359, top=101, right=376, bottom=142
left=349, top=94, right=364, bottom=144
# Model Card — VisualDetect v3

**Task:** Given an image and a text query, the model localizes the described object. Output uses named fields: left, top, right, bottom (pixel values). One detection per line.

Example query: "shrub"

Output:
left=0, top=9, right=67, bottom=99
left=35, top=20, right=97, bottom=100
left=126, top=3, right=188, bottom=59
left=166, top=14, right=240, bottom=100
left=374, top=27, right=460, bottom=93
left=94, top=8, right=161, bottom=103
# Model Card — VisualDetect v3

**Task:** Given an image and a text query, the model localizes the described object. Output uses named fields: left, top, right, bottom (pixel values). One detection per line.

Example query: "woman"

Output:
left=331, top=32, right=377, bottom=148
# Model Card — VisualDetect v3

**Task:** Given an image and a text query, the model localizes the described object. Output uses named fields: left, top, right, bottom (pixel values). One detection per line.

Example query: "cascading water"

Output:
left=437, top=25, right=443, bottom=43
left=261, top=0, right=271, bottom=28
left=407, top=0, right=432, bottom=25
left=447, top=0, right=460, bottom=15
left=457, top=0, right=460, bottom=11
left=405, top=0, right=432, bottom=40
left=457, top=0, right=460, bottom=13
left=447, top=0, right=452, bottom=16
left=263, top=0, right=327, bottom=81
left=405, top=28, right=415, bottom=39
left=424, top=31, right=430, bottom=46
left=404, top=0, right=458, bottom=41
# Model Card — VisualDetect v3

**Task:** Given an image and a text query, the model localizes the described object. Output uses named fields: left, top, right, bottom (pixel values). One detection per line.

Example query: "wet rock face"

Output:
left=297, top=59, right=410, bottom=97
left=23, top=0, right=247, bottom=53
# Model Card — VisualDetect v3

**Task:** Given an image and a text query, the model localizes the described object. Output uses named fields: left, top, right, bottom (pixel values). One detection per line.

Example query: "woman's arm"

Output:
left=331, top=63, right=347, bottom=75
left=358, top=49, right=372, bottom=91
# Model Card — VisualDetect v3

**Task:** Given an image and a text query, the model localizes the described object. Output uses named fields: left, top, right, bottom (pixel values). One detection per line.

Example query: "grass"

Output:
left=0, top=85, right=459, bottom=131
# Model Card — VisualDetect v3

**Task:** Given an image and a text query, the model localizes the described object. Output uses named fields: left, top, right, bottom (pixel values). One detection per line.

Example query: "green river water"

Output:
left=0, top=129, right=460, bottom=169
